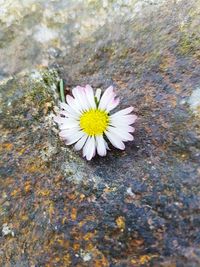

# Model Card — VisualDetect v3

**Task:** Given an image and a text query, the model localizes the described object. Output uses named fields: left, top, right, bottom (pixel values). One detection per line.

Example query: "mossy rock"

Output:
left=0, top=68, right=60, bottom=128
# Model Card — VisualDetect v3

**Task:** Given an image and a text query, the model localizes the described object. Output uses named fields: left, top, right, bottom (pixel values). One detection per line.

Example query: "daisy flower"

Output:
left=54, top=85, right=137, bottom=160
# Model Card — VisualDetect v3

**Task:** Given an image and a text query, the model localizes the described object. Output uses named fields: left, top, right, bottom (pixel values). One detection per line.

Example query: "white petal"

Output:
left=105, top=130, right=125, bottom=150
left=83, top=136, right=96, bottom=160
left=59, top=118, right=79, bottom=129
left=72, top=86, right=89, bottom=111
left=111, top=106, right=134, bottom=117
left=83, top=137, right=90, bottom=157
left=95, top=88, right=102, bottom=102
left=54, top=115, right=79, bottom=128
left=60, top=130, right=84, bottom=145
left=98, top=86, right=114, bottom=110
left=106, top=97, right=120, bottom=112
left=87, top=136, right=96, bottom=160
left=107, top=126, right=134, bottom=141
left=84, top=85, right=96, bottom=109
left=59, top=110, right=70, bottom=117
left=78, top=86, right=91, bottom=110
left=96, top=135, right=107, bottom=156
left=98, top=86, right=120, bottom=112
left=66, top=95, right=82, bottom=114
left=121, top=125, right=135, bottom=133
left=108, top=124, right=135, bottom=133
left=54, top=115, right=67, bottom=124
left=59, top=101, right=80, bottom=117
left=59, top=127, right=80, bottom=138
left=59, top=102, right=68, bottom=110
left=72, top=86, right=84, bottom=106
left=74, top=134, right=88, bottom=151
left=110, top=114, right=137, bottom=126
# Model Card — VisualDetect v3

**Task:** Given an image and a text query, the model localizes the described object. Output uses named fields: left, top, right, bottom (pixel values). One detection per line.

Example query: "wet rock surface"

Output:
left=0, top=0, right=200, bottom=266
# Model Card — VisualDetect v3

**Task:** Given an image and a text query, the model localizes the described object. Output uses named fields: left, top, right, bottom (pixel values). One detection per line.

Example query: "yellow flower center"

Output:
left=80, top=109, right=109, bottom=136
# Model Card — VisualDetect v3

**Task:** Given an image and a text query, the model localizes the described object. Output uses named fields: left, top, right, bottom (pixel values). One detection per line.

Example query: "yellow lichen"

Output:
left=116, top=216, right=125, bottom=230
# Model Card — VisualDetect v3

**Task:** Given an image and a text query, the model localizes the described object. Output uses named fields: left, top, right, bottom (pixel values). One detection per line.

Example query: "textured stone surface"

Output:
left=0, top=0, right=200, bottom=266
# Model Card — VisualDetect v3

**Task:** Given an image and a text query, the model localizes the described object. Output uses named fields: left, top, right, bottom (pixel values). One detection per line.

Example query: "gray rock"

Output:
left=0, top=0, right=200, bottom=266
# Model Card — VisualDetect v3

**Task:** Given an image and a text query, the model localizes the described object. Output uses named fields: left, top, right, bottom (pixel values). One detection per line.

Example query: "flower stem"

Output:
left=59, top=79, right=65, bottom=102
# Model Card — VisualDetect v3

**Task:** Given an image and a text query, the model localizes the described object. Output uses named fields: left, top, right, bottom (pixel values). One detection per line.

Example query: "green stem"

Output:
left=59, top=79, right=65, bottom=102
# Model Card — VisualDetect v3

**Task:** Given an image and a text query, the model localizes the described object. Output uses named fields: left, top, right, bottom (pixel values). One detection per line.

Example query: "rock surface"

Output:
left=0, top=0, right=200, bottom=266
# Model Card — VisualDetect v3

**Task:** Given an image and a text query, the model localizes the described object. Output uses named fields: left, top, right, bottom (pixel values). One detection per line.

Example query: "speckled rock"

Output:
left=0, top=0, right=200, bottom=266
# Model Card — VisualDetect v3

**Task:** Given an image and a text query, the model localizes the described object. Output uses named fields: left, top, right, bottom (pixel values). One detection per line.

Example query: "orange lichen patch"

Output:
left=57, top=239, right=70, bottom=248
left=45, top=253, right=71, bottom=267
left=37, top=189, right=51, bottom=197
left=63, top=253, right=71, bottom=265
left=25, top=163, right=46, bottom=173
left=47, top=234, right=70, bottom=248
left=125, top=234, right=146, bottom=256
left=78, top=215, right=95, bottom=227
left=93, top=258, right=109, bottom=267
left=24, top=181, right=32, bottom=193
left=90, top=247, right=109, bottom=267
left=66, top=193, right=77, bottom=200
left=70, top=207, right=77, bottom=221
left=83, top=231, right=96, bottom=241
left=22, top=156, right=48, bottom=174
left=62, top=217, right=67, bottom=224
left=128, top=238, right=144, bottom=249
left=80, top=193, right=85, bottom=200
left=116, top=216, right=125, bottom=230
left=103, top=186, right=117, bottom=193
left=73, top=243, right=80, bottom=251
left=17, top=147, right=27, bottom=156
left=10, top=188, right=21, bottom=197
left=140, top=255, right=156, bottom=264
left=1, top=143, right=14, bottom=151
left=131, top=254, right=158, bottom=265
left=85, top=242, right=95, bottom=250
left=21, top=215, right=29, bottom=221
